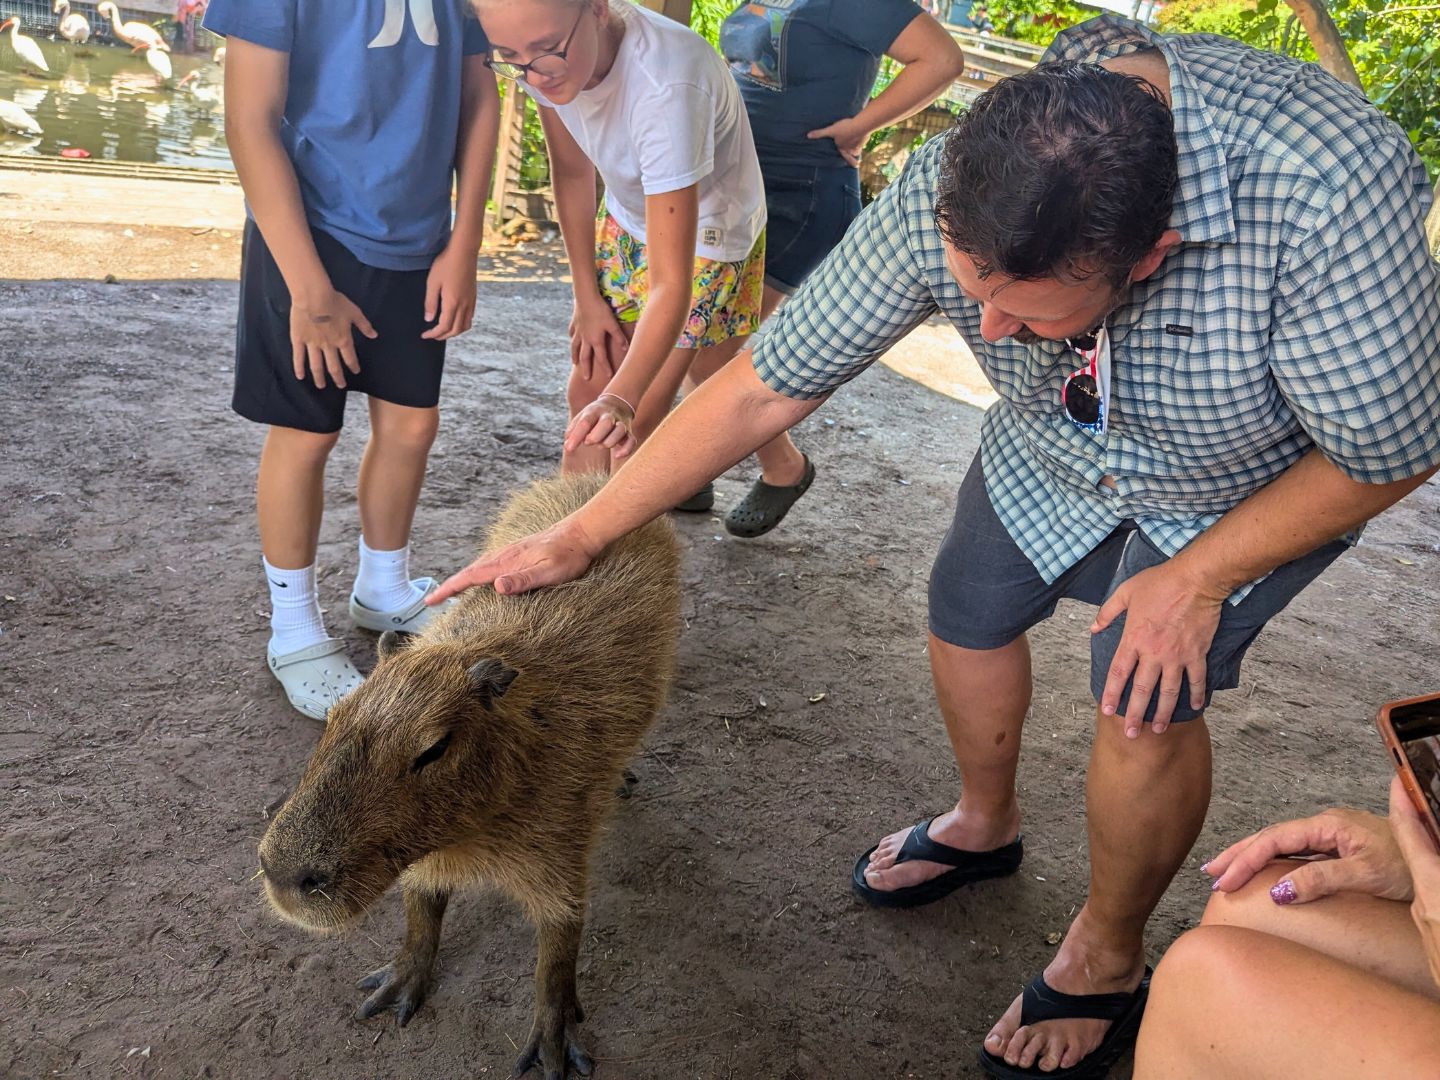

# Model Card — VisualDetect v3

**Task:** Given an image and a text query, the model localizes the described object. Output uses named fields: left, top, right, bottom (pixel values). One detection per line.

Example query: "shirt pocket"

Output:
left=1118, top=324, right=1298, bottom=472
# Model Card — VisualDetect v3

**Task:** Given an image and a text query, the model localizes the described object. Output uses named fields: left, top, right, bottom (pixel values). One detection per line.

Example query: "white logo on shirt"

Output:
left=369, top=0, right=439, bottom=48
left=701, top=226, right=723, bottom=247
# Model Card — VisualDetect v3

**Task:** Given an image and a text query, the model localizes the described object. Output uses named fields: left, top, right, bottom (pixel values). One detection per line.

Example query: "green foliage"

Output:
left=1159, top=0, right=1437, bottom=177
left=688, top=0, right=735, bottom=47
left=987, top=0, right=1095, bottom=45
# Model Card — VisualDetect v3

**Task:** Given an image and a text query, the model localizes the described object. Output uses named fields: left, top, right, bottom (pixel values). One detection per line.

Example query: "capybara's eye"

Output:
left=410, top=732, right=453, bottom=774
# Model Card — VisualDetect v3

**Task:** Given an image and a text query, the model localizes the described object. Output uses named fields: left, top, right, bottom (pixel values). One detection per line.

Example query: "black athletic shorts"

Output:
left=232, top=220, right=446, bottom=434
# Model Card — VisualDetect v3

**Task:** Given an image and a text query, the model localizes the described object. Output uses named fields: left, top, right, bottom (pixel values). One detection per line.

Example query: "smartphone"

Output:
left=1377, top=693, right=1440, bottom=850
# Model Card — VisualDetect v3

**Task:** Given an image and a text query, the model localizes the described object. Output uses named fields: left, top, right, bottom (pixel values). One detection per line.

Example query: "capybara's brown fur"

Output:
left=258, top=473, right=681, bottom=1078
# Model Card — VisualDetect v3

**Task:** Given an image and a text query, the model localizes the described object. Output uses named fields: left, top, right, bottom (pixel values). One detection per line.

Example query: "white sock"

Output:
left=352, top=536, right=423, bottom=612
left=264, top=558, right=328, bottom=655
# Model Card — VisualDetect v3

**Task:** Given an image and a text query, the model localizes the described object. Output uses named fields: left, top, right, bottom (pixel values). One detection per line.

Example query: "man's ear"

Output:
left=1130, top=228, right=1182, bottom=284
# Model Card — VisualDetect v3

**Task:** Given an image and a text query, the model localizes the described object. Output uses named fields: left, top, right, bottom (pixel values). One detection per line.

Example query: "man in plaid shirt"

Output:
left=436, top=16, right=1440, bottom=1075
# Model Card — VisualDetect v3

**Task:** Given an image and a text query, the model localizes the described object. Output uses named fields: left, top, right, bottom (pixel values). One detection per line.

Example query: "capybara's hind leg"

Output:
left=512, top=909, right=593, bottom=1079
left=356, top=886, right=450, bottom=1026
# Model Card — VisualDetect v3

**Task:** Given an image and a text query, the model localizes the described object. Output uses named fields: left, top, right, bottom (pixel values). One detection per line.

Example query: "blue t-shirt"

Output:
left=720, top=0, right=922, bottom=169
left=203, top=0, right=488, bottom=270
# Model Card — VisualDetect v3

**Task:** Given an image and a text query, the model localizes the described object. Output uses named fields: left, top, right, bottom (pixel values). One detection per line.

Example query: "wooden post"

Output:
left=488, top=84, right=524, bottom=230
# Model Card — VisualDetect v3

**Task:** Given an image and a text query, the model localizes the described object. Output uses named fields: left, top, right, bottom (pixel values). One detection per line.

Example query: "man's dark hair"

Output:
left=935, top=61, right=1178, bottom=289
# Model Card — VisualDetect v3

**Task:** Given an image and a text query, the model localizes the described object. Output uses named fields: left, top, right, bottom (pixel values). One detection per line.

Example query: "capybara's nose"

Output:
left=288, top=867, right=334, bottom=896
left=296, top=869, right=332, bottom=898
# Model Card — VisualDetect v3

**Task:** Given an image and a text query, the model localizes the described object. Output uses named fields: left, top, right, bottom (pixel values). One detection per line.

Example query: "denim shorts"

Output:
left=928, top=453, right=1348, bottom=724
left=759, top=161, right=862, bottom=295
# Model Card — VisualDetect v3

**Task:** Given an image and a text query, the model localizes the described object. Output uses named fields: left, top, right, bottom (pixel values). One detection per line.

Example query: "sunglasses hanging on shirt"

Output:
left=1062, top=324, right=1110, bottom=435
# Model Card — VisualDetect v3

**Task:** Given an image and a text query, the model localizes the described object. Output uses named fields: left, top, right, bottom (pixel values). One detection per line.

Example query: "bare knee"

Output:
left=1202, top=860, right=1297, bottom=930
left=1152, top=925, right=1240, bottom=996
left=265, top=425, right=340, bottom=467
left=566, top=363, right=610, bottom=416
left=370, top=405, right=440, bottom=456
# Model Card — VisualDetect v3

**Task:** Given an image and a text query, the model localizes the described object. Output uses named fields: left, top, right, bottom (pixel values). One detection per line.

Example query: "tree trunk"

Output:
left=1428, top=181, right=1440, bottom=257
left=1282, top=0, right=1363, bottom=87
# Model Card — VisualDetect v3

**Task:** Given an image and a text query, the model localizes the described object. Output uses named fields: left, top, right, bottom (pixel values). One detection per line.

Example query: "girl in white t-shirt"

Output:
left=476, top=0, right=767, bottom=491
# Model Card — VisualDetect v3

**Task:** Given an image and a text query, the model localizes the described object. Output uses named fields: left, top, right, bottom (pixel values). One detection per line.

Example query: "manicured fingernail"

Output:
left=1270, top=879, right=1297, bottom=905
left=1200, top=862, right=1211, bottom=875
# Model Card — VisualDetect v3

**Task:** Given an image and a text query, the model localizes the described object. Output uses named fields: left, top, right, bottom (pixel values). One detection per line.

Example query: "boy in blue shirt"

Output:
left=204, top=0, right=500, bottom=720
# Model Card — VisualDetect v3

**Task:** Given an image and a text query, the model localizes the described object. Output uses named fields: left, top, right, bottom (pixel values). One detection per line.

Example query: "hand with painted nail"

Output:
left=1388, top=775, right=1440, bottom=987
left=1203, top=806, right=1414, bottom=905
left=1090, top=560, right=1225, bottom=736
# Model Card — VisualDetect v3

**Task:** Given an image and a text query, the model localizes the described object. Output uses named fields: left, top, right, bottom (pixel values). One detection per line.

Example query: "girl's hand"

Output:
left=422, top=242, right=478, bottom=341
left=1204, top=806, right=1414, bottom=905
left=564, top=393, right=637, bottom=459
left=1389, top=775, right=1440, bottom=989
left=569, top=296, right=629, bottom=382
left=290, top=289, right=377, bottom=389
left=807, top=115, right=868, bottom=167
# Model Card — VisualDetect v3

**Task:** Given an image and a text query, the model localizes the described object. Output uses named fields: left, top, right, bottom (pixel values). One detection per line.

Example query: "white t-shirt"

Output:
left=525, top=2, right=765, bottom=263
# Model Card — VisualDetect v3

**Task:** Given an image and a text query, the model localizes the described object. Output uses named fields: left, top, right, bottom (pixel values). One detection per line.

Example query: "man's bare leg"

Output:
left=985, top=712, right=1212, bottom=1072
left=861, top=632, right=1030, bottom=891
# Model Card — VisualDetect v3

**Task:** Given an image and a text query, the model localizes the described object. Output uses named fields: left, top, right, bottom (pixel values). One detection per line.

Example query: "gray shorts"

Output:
left=928, top=453, right=1347, bottom=724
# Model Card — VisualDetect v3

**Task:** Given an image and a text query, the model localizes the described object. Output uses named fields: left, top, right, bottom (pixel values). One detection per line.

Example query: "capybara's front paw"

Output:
left=355, top=957, right=435, bottom=1027
left=511, top=1006, right=592, bottom=1079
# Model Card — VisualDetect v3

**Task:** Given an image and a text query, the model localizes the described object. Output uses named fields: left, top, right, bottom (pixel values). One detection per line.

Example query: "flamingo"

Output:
left=135, top=41, right=172, bottom=80
left=96, top=2, right=170, bottom=52
left=53, top=0, right=90, bottom=45
left=0, top=17, right=51, bottom=73
left=0, top=98, right=42, bottom=135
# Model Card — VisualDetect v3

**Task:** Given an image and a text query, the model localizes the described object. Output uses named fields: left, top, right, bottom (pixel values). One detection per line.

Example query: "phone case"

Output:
left=1376, top=693, right=1440, bottom=851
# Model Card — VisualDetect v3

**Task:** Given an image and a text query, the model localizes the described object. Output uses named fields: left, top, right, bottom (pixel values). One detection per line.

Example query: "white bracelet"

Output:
left=597, top=391, right=636, bottom=417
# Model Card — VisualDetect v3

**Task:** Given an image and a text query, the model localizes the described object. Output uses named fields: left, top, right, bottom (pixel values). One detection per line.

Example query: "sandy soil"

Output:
left=2, top=223, right=1438, bottom=1080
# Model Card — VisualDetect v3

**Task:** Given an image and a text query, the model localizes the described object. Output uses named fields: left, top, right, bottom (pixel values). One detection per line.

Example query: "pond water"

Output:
left=0, top=32, right=229, bottom=169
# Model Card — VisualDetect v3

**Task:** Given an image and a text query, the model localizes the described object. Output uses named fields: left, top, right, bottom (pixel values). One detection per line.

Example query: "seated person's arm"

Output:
left=1389, top=777, right=1440, bottom=991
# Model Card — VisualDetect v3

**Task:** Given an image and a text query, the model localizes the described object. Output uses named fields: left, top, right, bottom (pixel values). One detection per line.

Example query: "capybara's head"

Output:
left=258, top=631, right=520, bottom=932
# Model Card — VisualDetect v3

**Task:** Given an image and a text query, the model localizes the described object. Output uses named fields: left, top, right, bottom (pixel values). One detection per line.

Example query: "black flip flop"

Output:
left=978, top=967, right=1153, bottom=1080
left=851, top=818, right=1023, bottom=908
left=723, top=455, right=815, bottom=538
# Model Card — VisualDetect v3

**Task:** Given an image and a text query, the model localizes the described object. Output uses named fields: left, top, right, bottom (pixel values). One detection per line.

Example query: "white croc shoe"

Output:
left=266, top=638, right=365, bottom=722
left=348, top=577, right=446, bottom=634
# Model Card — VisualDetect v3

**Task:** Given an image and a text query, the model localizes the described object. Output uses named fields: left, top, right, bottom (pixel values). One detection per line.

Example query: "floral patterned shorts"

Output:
left=594, top=212, right=766, bottom=349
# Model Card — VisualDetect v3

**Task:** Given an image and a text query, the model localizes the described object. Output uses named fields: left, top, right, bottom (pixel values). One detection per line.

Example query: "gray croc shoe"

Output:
left=266, top=638, right=365, bottom=722
left=349, top=577, right=445, bottom=634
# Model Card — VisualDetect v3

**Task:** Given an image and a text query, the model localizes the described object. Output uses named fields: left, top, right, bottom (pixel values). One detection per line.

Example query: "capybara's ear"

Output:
left=378, top=630, right=407, bottom=659
left=467, top=657, right=519, bottom=708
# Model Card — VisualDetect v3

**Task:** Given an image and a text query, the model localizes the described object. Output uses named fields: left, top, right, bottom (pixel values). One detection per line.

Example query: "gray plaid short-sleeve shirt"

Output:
left=751, top=16, right=1440, bottom=598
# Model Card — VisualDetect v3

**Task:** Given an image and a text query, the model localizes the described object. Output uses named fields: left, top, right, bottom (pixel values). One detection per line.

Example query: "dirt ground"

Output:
left=2, top=221, right=1438, bottom=1080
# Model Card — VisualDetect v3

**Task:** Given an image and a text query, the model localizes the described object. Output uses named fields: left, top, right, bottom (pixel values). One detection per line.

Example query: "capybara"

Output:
left=257, top=473, right=681, bottom=1078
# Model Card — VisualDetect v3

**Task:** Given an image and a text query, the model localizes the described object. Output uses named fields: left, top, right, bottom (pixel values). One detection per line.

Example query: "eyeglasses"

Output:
left=485, top=6, right=586, bottom=83
left=1061, top=327, right=1105, bottom=432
